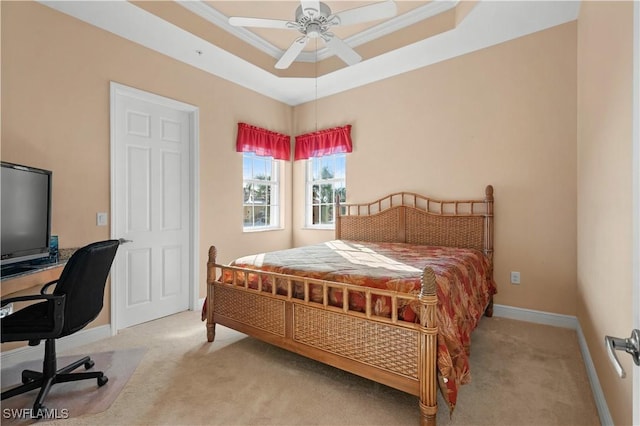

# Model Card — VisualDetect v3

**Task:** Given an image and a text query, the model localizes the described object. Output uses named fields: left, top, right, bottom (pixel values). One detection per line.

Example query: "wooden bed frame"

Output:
left=205, top=185, right=494, bottom=426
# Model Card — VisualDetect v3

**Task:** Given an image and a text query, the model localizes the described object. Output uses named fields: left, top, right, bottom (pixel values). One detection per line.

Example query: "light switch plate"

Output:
left=97, top=212, right=108, bottom=226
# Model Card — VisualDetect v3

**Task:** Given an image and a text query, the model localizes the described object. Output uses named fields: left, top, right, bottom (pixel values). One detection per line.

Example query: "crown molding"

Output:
left=179, top=0, right=459, bottom=64
left=177, top=0, right=283, bottom=60
left=37, top=0, right=580, bottom=106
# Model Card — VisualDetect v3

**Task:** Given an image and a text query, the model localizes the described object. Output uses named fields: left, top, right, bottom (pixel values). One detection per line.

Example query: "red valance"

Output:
left=236, top=122, right=291, bottom=161
left=294, top=125, right=353, bottom=160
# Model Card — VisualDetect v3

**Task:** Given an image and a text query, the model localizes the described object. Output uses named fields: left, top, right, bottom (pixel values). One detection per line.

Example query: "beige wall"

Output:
left=2, top=2, right=635, bottom=422
left=293, top=22, right=578, bottom=316
left=577, top=2, right=634, bottom=425
left=0, top=2, right=293, bottom=332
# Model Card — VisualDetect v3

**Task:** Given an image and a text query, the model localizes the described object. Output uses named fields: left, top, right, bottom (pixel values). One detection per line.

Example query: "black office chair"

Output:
left=1, top=239, right=120, bottom=414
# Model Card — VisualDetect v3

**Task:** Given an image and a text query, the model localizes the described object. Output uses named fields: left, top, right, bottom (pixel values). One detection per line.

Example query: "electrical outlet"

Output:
left=510, top=271, right=521, bottom=285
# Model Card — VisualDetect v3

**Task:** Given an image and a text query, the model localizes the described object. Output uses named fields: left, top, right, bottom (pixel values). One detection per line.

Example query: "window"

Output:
left=306, top=153, right=346, bottom=228
left=243, top=152, right=280, bottom=230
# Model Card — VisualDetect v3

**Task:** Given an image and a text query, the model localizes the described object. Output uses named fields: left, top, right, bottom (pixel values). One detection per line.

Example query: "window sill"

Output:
left=243, top=226, right=285, bottom=233
left=301, top=226, right=335, bottom=231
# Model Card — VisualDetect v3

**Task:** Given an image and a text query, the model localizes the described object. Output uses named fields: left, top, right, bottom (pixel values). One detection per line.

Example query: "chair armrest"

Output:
left=2, top=293, right=65, bottom=307
left=0, top=294, right=66, bottom=342
left=41, top=279, right=59, bottom=295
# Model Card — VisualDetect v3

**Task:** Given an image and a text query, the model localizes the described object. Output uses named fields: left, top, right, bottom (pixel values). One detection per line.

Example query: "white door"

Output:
left=634, top=4, right=639, bottom=422
left=111, top=83, right=197, bottom=330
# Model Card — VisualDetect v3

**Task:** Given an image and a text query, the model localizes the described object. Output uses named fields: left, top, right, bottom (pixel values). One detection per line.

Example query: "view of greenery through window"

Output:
left=243, top=153, right=278, bottom=229
left=242, top=152, right=345, bottom=230
left=308, top=154, right=346, bottom=227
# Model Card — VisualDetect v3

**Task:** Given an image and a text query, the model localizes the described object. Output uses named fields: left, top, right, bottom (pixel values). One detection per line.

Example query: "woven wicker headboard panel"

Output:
left=335, top=186, right=494, bottom=258
left=404, top=208, right=484, bottom=250
left=337, top=207, right=404, bottom=243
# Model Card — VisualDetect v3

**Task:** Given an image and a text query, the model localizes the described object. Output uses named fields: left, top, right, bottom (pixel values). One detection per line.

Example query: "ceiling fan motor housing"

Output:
left=295, top=2, right=332, bottom=37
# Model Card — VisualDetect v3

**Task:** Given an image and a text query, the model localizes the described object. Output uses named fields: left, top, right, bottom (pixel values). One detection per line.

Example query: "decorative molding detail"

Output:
left=0, top=325, right=112, bottom=371
left=179, top=0, right=459, bottom=64
left=177, top=0, right=283, bottom=59
left=493, top=304, right=613, bottom=425
left=37, top=1, right=582, bottom=105
left=299, top=0, right=459, bottom=62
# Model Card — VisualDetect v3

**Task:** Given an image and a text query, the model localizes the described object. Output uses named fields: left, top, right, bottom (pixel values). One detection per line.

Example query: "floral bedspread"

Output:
left=220, top=240, right=496, bottom=411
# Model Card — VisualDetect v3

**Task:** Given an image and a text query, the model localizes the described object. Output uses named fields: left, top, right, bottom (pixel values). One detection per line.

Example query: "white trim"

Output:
left=178, top=0, right=459, bottom=64
left=493, top=303, right=577, bottom=329
left=299, top=0, right=459, bottom=63
left=576, top=322, right=615, bottom=426
left=632, top=1, right=640, bottom=424
left=176, top=0, right=283, bottom=60
left=493, top=304, right=612, bottom=424
left=38, top=1, right=580, bottom=106
left=109, top=82, right=200, bottom=334
left=0, top=325, right=112, bottom=371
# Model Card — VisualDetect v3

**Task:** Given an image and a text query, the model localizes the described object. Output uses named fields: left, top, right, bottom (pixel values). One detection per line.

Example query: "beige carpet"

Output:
left=20, top=311, right=598, bottom=426
left=1, top=347, right=146, bottom=425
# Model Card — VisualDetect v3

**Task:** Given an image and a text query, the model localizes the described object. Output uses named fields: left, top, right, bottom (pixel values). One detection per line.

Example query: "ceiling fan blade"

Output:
left=300, top=0, right=321, bottom=16
left=228, top=17, right=293, bottom=29
left=333, top=0, right=397, bottom=26
left=275, top=36, right=309, bottom=69
left=324, top=35, right=362, bottom=66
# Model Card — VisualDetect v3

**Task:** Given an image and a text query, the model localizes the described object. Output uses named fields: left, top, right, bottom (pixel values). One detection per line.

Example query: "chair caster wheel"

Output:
left=84, top=360, right=95, bottom=370
left=34, top=405, right=46, bottom=419
left=97, top=376, right=108, bottom=387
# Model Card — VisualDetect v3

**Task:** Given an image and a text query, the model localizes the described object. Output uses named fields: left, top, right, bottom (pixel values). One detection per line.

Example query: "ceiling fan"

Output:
left=228, top=0, right=398, bottom=69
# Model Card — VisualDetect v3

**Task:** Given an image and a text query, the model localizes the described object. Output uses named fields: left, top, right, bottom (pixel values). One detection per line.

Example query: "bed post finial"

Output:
left=208, top=246, right=217, bottom=263
left=419, top=268, right=437, bottom=298
left=485, top=185, right=494, bottom=201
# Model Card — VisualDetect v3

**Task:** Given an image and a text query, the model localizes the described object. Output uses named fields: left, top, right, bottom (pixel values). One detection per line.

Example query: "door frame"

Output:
left=633, top=2, right=639, bottom=424
left=109, top=82, right=200, bottom=333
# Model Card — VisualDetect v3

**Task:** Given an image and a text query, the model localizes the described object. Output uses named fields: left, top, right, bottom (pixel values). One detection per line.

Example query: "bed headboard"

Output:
left=335, top=185, right=494, bottom=262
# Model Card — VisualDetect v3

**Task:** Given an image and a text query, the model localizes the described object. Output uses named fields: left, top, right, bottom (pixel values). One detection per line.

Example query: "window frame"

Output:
left=242, top=152, right=282, bottom=232
left=305, top=153, right=346, bottom=229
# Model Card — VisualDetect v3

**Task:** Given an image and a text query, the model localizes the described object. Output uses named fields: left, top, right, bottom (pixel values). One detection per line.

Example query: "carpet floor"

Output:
left=1, top=347, right=146, bottom=425
left=3, top=311, right=599, bottom=426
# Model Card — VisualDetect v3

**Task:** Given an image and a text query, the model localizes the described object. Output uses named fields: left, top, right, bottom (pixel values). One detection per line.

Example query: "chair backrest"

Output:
left=53, top=240, right=119, bottom=336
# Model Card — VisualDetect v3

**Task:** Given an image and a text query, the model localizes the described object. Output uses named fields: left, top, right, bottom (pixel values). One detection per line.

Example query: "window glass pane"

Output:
left=312, top=184, right=320, bottom=204
left=319, top=184, right=332, bottom=203
left=335, top=156, right=346, bottom=179
left=243, top=155, right=253, bottom=179
left=311, top=158, right=321, bottom=180
left=306, top=153, right=346, bottom=227
left=243, top=153, right=279, bottom=230
left=335, top=183, right=346, bottom=203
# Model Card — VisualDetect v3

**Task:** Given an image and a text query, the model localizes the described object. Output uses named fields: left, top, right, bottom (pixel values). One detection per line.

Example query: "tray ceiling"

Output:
left=38, top=1, right=580, bottom=105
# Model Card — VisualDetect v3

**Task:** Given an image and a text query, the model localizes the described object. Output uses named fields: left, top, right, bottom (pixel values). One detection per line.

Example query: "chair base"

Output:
left=1, top=339, right=108, bottom=416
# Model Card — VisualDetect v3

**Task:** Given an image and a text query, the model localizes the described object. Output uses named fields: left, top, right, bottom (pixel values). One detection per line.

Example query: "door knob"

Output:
left=604, top=329, right=640, bottom=378
left=118, top=238, right=133, bottom=244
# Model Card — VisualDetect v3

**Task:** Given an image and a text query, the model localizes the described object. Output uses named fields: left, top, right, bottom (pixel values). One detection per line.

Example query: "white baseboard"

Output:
left=576, top=321, right=615, bottom=426
left=493, top=304, right=612, bottom=425
left=1, top=324, right=112, bottom=371
left=493, top=303, right=578, bottom=328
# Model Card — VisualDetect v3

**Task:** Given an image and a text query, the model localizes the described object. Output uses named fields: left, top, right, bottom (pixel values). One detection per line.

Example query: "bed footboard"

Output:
left=206, top=245, right=439, bottom=426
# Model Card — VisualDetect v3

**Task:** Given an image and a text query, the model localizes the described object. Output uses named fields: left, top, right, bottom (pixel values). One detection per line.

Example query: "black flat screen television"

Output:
left=1, top=161, right=52, bottom=267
